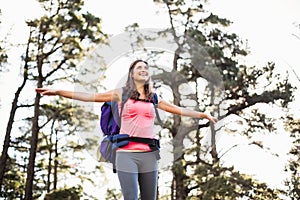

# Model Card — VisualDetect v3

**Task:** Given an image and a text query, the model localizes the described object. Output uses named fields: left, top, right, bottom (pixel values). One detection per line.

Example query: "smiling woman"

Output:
left=131, top=61, right=150, bottom=83
left=36, top=59, right=218, bottom=200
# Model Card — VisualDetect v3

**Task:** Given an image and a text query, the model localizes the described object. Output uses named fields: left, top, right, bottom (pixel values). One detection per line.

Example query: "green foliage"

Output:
left=284, top=117, right=300, bottom=199
left=149, top=0, right=296, bottom=199
left=190, top=163, right=281, bottom=199
left=44, top=186, right=83, bottom=200
left=25, top=0, right=107, bottom=84
left=0, top=0, right=107, bottom=199
left=282, top=24, right=300, bottom=199
left=0, top=45, right=8, bottom=71
left=39, top=98, right=98, bottom=131
left=36, top=99, right=99, bottom=193
left=0, top=157, right=26, bottom=199
left=105, top=188, right=122, bottom=200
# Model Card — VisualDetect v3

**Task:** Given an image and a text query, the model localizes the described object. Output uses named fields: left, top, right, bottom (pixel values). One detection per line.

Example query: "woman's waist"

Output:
left=116, top=141, right=152, bottom=152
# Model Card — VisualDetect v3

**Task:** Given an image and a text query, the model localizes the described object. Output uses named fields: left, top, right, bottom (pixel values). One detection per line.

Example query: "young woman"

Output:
left=36, top=59, right=218, bottom=200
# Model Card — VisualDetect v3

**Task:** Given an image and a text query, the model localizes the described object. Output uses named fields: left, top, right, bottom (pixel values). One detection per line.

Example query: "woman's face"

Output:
left=131, top=61, right=150, bottom=82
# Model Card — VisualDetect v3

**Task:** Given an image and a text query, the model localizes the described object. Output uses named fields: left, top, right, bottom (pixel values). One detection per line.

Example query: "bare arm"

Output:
left=158, top=99, right=218, bottom=123
left=35, top=88, right=121, bottom=102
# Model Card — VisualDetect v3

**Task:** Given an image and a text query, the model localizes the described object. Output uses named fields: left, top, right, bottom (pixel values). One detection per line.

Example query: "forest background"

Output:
left=0, top=0, right=300, bottom=199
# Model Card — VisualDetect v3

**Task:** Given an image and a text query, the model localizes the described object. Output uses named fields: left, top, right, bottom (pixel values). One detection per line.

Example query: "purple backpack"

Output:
left=98, top=88, right=129, bottom=164
left=98, top=89, right=160, bottom=172
left=100, top=101, right=122, bottom=136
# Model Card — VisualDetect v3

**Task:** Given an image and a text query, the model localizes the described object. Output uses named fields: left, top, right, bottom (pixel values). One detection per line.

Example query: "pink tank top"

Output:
left=118, top=98, right=156, bottom=151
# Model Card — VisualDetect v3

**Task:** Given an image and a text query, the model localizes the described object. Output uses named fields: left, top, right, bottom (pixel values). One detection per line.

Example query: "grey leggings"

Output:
left=116, top=151, right=159, bottom=200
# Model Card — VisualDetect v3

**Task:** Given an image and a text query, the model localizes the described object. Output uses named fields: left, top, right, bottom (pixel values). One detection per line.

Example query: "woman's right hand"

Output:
left=35, top=88, right=58, bottom=96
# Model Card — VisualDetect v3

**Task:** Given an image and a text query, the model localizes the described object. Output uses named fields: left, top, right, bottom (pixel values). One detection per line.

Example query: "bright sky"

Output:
left=1, top=0, right=300, bottom=197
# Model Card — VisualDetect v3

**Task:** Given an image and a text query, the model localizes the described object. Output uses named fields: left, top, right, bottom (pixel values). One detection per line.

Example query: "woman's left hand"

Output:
left=206, top=114, right=218, bottom=124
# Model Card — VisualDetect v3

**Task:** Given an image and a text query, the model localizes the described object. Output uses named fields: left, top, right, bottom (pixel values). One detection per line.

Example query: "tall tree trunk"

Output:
left=24, top=53, right=43, bottom=199
left=24, top=92, right=41, bottom=200
left=170, top=48, right=189, bottom=199
left=172, top=155, right=188, bottom=200
left=46, top=147, right=52, bottom=192
left=54, top=129, right=59, bottom=190
left=46, top=120, right=56, bottom=192
left=172, top=124, right=189, bottom=199
left=0, top=31, right=31, bottom=191
left=209, top=85, right=219, bottom=162
left=0, top=84, right=26, bottom=191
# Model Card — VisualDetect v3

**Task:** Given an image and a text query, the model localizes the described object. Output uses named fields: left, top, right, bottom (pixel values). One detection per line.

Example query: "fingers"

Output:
left=35, top=88, right=46, bottom=93
left=35, top=88, right=48, bottom=95
left=212, top=117, right=218, bottom=124
left=208, top=115, right=218, bottom=124
left=35, top=88, right=55, bottom=96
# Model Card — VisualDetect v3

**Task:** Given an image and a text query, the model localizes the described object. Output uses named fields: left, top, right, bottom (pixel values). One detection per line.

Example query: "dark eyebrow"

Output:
left=136, top=64, right=148, bottom=68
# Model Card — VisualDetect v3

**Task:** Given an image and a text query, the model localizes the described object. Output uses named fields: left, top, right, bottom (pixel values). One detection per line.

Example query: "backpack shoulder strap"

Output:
left=120, top=87, right=130, bottom=112
left=152, top=93, right=159, bottom=107
left=117, top=87, right=130, bottom=126
left=121, top=87, right=130, bottom=105
left=151, top=93, right=163, bottom=126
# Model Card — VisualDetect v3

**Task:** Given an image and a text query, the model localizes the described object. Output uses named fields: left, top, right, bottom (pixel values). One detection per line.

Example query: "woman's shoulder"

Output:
left=102, top=88, right=123, bottom=102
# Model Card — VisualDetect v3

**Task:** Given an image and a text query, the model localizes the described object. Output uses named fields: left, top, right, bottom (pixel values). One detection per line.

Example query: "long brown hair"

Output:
left=124, top=59, right=153, bottom=101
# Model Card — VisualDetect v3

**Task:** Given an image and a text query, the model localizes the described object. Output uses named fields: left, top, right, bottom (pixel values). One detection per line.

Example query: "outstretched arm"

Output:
left=158, top=99, right=218, bottom=124
left=35, top=88, right=121, bottom=102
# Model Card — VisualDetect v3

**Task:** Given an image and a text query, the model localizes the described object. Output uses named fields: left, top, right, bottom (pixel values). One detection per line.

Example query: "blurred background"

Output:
left=0, top=0, right=299, bottom=199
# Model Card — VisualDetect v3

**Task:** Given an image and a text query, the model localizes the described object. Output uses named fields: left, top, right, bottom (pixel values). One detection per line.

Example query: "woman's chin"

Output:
left=136, top=78, right=149, bottom=82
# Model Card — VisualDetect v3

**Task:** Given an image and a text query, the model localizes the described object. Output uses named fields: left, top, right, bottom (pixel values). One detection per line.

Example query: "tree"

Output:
left=0, top=0, right=107, bottom=199
left=0, top=156, right=26, bottom=199
left=282, top=22, right=300, bottom=200
left=284, top=117, right=300, bottom=199
left=37, top=99, right=98, bottom=194
left=144, top=0, right=295, bottom=199
left=0, top=23, right=31, bottom=194
left=0, top=9, right=10, bottom=190
left=44, top=186, right=83, bottom=200
left=24, top=0, right=106, bottom=198
left=105, top=188, right=123, bottom=200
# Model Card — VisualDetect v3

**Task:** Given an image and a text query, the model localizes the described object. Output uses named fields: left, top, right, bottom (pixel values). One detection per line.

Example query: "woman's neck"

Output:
left=137, top=87, right=145, bottom=97
left=134, top=82, right=146, bottom=98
